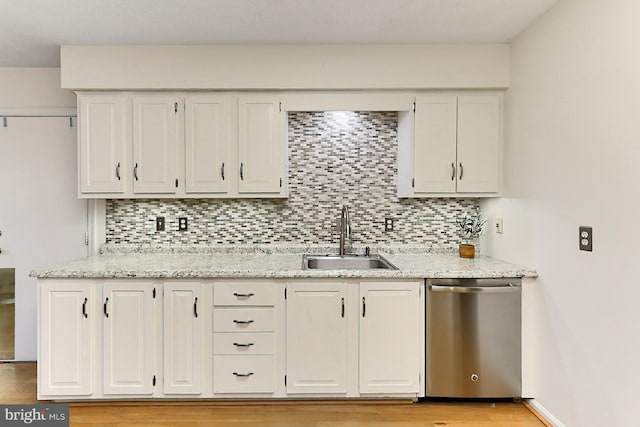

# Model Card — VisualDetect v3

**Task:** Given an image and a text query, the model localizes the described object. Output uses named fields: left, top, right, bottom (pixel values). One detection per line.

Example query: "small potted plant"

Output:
left=456, top=207, right=487, bottom=258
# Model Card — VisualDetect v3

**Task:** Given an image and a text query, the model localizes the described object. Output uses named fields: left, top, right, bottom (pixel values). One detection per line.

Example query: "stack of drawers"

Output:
left=212, top=281, right=276, bottom=394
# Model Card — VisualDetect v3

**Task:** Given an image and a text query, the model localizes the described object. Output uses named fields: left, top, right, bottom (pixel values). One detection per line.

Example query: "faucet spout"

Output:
left=339, top=205, right=350, bottom=255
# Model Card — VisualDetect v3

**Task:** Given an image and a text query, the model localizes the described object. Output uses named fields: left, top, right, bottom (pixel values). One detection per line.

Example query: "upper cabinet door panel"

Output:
left=132, top=96, right=178, bottom=194
left=413, top=95, right=457, bottom=194
left=78, top=95, right=127, bottom=194
left=185, top=96, right=230, bottom=194
left=238, top=96, right=283, bottom=194
left=456, top=95, right=501, bottom=193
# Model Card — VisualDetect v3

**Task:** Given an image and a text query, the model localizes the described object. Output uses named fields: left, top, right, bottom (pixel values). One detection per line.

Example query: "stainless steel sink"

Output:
left=302, top=254, right=398, bottom=270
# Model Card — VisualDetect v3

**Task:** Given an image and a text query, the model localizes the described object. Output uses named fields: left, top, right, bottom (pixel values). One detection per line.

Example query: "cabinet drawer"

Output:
left=213, top=308, right=274, bottom=332
left=213, top=281, right=276, bottom=306
left=213, top=355, right=274, bottom=394
left=214, top=332, right=275, bottom=355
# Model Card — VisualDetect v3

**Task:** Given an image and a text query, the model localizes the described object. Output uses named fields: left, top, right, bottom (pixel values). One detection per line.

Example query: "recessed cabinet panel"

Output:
left=164, top=282, right=203, bottom=395
left=413, top=96, right=457, bottom=193
left=102, top=283, right=154, bottom=395
left=359, top=282, right=421, bottom=394
left=238, top=97, right=283, bottom=194
left=78, top=95, right=127, bottom=194
left=39, top=282, right=92, bottom=396
left=286, top=282, right=348, bottom=394
left=132, top=97, right=177, bottom=194
left=185, top=96, right=229, bottom=194
left=456, top=95, right=501, bottom=193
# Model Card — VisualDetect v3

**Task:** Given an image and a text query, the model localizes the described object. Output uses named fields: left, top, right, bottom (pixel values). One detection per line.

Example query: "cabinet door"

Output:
left=102, top=283, right=155, bottom=395
left=359, top=281, right=421, bottom=394
left=238, top=96, right=284, bottom=194
left=286, top=282, right=348, bottom=394
left=185, top=96, right=230, bottom=194
left=39, top=282, right=92, bottom=396
left=78, top=95, right=127, bottom=194
left=456, top=95, right=501, bottom=193
left=132, top=96, right=178, bottom=194
left=413, top=95, right=457, bottom=194
left=163, top=282, right=203, bottom=394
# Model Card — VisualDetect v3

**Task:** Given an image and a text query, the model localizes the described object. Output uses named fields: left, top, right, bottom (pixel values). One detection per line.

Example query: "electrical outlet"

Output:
left=156, top=217, right=165, bottom=231
left=579, top=226, right=592, bottom=251
left=178, top=217, right=188, bottom=231
left=384, top=217, right=395, bottom=232
left=495, top=218, right=503, bottom=234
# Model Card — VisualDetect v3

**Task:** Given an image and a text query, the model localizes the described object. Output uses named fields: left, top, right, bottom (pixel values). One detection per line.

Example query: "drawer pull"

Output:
left=233, top=342, right=254, bottom=348
left=194, top=297, right=198, bottom=318
left=233, top=292, right=255, bottom=298
left=233, top=372, right=254, bottom=378
left=233, top=320, right=255, bottom=325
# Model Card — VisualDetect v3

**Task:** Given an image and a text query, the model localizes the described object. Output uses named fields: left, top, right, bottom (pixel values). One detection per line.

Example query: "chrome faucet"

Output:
left=339, top=205, right=351, bottom=255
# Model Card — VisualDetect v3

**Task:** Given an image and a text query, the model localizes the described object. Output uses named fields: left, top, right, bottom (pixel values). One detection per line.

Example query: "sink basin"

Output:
left=302, top=254, right=398, bottom=270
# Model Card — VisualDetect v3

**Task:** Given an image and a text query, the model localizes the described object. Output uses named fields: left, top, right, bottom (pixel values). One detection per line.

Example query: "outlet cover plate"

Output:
left=579, top=226, right=592, bottom=251
left=384, top=217, right=395, bottom=232
left=178, top=217, right=188, bottom=231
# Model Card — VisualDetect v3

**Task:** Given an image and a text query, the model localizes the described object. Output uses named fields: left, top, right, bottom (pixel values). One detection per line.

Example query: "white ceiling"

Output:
left=0, top=0, right=558, bottom=67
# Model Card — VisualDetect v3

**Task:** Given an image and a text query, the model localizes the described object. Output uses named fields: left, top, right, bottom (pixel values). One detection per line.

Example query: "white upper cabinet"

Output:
left=78, top=95, right=128, bottom=194
left=77, top=92, right=286, bottom=198
left=398, top=92, right=502, bottom=197
left=185, top=96, right=230, bottom=194
left=132, top=96, right=178, bottom=194
left=238, top=96, right=284, bottom=194
left=456, top=95, right=501, bottom=193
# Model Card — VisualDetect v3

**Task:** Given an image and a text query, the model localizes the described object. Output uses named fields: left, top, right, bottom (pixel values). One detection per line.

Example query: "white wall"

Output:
left=0, top=68, right=75, bottom=110
left=0, top=68, right=85, bottom=361
left=481, top=0, right=640, bottom=425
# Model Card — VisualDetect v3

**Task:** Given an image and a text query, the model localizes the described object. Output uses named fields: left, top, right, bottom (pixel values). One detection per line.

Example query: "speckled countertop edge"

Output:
left=32, top=244, right=538, bottom=279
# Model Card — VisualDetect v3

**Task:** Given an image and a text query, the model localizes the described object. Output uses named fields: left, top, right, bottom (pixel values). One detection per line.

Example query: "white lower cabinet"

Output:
left=285, top=280, right=424, bottom=397
left=39, top=278, right=424, bottom=400
left=359, top=281, right=422, bottom=394
left=102, top=282, right=155, bottom=395
left=286, top=282, right=349, bottom=394
left=212, top=280, right=279, bottom=395
left=163, top=281, right=203, bottom=395
left=39, top=281, right=93, bottom=397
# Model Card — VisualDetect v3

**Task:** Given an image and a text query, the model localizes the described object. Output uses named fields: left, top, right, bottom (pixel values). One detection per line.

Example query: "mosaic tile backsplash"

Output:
left=106, top=112, right=479, bottom=247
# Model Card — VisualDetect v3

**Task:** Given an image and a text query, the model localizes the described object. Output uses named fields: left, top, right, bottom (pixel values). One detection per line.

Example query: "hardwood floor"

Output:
left=0, top=363, right=547, bottom=426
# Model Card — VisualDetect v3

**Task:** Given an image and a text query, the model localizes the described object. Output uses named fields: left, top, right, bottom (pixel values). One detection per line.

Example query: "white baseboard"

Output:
left=527, top=399, right=566, bottom=427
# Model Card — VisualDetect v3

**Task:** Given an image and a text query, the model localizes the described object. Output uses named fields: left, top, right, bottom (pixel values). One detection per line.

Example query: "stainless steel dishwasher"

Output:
left=426, top=278, right=521, bottom=398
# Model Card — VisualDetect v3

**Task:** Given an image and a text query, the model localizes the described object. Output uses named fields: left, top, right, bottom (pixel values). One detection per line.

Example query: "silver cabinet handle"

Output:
left=233, top=319, right=254, bottom=325
left=221, top=162, right=225, bottom=181
left=451, top=162, right=456, bottom=181
left=240, top=162, right=244, bottom=180
left=134, top=163, right=139, bottom=181
left=116, top=162, right=121, bottom=181
left=233, top=342, right=254, bottom=348
left=429, top=284, right=519, bottom=293
left=459, top=162, right=464, bottom=180
left=233, top=372, right=254, bottom=377
left=193, top=297, right=198, bottom=318
left=82, top=298, right=88, bottom=319
left=233, top=292, right=254, bottom=298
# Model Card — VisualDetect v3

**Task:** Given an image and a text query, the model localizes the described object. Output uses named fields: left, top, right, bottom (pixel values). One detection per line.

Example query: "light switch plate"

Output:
left=579, top=226, right=592, bottom=251
left=156, top=217, right=165, bottom=232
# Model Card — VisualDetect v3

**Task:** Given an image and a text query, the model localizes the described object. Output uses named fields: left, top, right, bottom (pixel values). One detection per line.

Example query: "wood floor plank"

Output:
left=0, top=363, right=547, bottom=426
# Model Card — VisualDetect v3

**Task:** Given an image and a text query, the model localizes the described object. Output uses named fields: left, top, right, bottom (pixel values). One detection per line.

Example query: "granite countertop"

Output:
left=31, top=244, right=537, bottom=279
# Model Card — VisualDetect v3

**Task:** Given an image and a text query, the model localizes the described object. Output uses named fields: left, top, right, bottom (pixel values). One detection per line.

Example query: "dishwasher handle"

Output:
left=429, top=284, right=519, bottom=294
